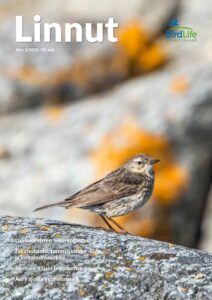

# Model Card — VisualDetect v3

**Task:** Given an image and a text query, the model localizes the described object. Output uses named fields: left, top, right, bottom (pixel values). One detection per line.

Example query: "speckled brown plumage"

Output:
left=34, top=154, right=159, bottom=233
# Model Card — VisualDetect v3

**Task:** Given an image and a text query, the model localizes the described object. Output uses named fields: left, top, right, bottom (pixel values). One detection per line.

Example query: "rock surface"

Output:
left=0, top=216, right=212, bottom=300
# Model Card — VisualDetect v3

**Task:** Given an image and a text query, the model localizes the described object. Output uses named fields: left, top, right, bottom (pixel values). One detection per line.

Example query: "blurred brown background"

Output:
left=0, top=0, right=211, bottom=251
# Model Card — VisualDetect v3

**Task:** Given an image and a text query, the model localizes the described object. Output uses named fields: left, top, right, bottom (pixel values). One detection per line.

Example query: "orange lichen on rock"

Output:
left=105, top=271, right=114, bottom=279
left=44, top=105, right=65, bottom=122
left=79, top=289, right=86, bottom=297
left=20, top=228, right=28, bottom=235
left=139, top=42, right=167, bottom=71
left=170, top=76, right=190, bottom=94
left=118, top=22, right=148, bottom=58
left=139, top=256, right=145, bottom=261
left=117, top=21, right=167, bottom=72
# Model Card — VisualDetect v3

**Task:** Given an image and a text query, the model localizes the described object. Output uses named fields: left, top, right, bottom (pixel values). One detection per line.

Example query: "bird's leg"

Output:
left=108, top=218, right=128, bottom=235
left=99, top=215, right=116, bottom=232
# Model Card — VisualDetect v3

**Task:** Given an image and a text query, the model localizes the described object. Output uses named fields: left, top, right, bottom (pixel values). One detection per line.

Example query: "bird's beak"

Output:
left=151, top=159, right=160, bottom=164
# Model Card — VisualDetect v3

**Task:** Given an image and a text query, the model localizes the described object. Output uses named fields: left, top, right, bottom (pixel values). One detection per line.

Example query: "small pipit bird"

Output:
left=34, top=154, right=159, bottom=234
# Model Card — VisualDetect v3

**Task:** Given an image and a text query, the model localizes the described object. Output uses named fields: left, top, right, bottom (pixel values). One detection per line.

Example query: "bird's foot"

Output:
left=119, top=229, right=129, bottom=235
left=103, top=227, right=113, bottom=232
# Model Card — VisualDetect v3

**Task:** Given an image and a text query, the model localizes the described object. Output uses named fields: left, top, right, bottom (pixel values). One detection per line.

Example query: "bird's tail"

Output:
left=33, top=200, right=69, bottom=212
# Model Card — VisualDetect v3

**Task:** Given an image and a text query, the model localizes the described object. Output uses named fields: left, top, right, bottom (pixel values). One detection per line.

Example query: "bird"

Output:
left=34, top=154, right=159, bottom=234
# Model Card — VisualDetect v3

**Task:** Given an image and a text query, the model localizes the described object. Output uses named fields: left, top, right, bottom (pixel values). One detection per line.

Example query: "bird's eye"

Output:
left=137, top=161, right=142, bottom=165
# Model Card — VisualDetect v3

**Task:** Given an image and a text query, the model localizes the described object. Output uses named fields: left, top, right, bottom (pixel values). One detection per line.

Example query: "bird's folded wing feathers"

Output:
left=63, top=173, right=140, bottom=208
left=34, top=168, right=143, bottom=211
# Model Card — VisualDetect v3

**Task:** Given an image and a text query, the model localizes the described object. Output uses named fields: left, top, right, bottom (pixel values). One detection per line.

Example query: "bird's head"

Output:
left=123, top=154, right=160, bottom=177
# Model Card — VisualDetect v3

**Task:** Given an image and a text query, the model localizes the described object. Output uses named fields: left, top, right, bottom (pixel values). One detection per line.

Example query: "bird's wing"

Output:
left=34, top=168, right=144, bottom=212
left=64, top=168, right=141, bottom=208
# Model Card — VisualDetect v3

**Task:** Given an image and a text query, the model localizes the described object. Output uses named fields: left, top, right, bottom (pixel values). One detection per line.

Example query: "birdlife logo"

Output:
left=166, top=19, right=197, bottom=41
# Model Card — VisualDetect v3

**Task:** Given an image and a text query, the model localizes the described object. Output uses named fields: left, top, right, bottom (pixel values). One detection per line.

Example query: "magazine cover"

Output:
left=0, top=0, right=212, bottom=299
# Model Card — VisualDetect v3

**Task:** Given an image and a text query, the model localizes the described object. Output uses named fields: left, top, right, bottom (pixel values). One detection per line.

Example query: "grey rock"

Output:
left=0, top=216, right=212, bottom=300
